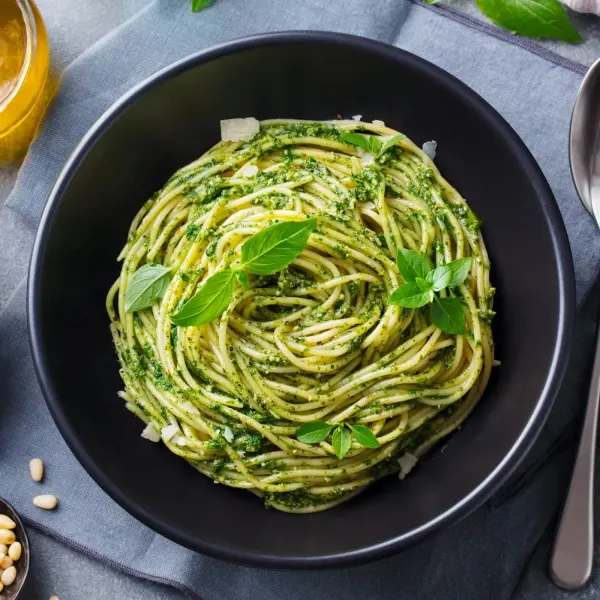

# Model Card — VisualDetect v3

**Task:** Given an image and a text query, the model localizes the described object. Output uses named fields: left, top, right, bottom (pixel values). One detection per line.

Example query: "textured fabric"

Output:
left=2, top=0, right=600, bottom=598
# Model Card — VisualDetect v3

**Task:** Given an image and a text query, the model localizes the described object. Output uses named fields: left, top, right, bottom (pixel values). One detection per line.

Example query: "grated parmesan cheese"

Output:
left=223, top=426, right=234, bottom=442
left=220, top=117, right=260, bottom=142
left=141, top=423, right=160, bottom=442
left=161, top=424, right=178, bottom=442
left=372, top=119, right=385, bottom=126
left=352, top=114, right=363, bottom=121
left=422, top=140, right=437, bottom=160
left=398, top=452, right=418, bottom=478
left=241, top=164, right=259, bottom=178
left=361, top=152, right=375, bottom=166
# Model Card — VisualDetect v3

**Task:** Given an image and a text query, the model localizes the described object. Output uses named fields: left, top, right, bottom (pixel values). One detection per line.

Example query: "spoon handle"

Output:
left=550, top=321, right=600, bottom=589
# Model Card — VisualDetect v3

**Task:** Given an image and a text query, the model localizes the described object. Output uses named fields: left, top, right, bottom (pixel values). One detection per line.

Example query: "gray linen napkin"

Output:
left=2, top=1, right=600, bottom=598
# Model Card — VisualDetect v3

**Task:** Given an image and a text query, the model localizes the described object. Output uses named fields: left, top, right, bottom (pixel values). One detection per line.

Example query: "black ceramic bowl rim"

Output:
left=28, top=31, right=575, bottom=568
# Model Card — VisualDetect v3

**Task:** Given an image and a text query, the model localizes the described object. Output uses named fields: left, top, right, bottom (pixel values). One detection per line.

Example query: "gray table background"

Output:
left=1, top=1, right=599, bottom=598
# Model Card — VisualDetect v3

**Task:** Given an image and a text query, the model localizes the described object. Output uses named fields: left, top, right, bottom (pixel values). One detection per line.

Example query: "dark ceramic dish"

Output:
left=0, top=498, right=30, bottom=599
left=28, top=32, right=574, bottom=568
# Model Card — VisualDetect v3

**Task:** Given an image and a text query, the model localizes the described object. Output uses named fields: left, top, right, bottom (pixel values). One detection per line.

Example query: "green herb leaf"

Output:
left=379, top=134, right=405, bottom=155
left=125, top=264, right=172, bottom=312
left=396, top=248, right=431, bottom=282
left=446, top=257, right=472, bottom=287
left=332, top=426, right=352, bottom=459
left=237, top=271, right=249, bottom=289
left=430, top=296, right=466, bottom=334
left=389, top=282, right=434, bottom=308
left=170, top=270, right=236, bottom=327
left=296, top=421, right=334, bottom=444
left=426, top=265, right=453, bottom=291
left=351, top=425, right=380, bottom=448
left=241, top=219, right=317, bottom=275
left=340, top=133, right=372, bottom=152
left=191, top=0, right=213, bottom=11
left=368, top=135, right=383, bottom=156
left=475, top=0, right=580, bottom=42
left=415, top=277, right=433, bottom=293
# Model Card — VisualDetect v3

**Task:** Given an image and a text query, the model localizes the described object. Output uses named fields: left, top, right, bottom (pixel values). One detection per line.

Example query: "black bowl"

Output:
left=28, top=31, right=574, bottom=568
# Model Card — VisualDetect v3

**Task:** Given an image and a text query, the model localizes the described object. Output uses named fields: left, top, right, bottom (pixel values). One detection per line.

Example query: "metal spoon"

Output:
left=550, top=57, right=600, bottom=590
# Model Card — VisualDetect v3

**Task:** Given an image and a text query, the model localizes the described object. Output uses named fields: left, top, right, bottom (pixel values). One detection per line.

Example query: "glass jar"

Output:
left=0, top=0, right=51, bottom=163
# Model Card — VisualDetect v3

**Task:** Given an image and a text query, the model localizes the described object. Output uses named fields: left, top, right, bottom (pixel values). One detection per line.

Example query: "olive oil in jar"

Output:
left=0, top=0, right=51, bottom=163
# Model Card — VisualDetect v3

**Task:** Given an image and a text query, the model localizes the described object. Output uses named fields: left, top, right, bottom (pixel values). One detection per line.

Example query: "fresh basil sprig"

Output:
left=389, top=249, right=472, bottom=335
left=125, top=264, right=172, bottom=312
left=341, top=132, right=405, bottom=160
left=296, top=420, right=380, bottom=459
left=169, top=219, right=317, bottom=327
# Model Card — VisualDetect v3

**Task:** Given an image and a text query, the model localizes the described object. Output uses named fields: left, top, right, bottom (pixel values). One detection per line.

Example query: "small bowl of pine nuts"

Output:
left=0, top=498, right=29, bottom=600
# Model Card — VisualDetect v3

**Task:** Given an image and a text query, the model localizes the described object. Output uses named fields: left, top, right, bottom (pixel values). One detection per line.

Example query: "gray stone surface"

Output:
left=1, top=0, right=599, bottom=598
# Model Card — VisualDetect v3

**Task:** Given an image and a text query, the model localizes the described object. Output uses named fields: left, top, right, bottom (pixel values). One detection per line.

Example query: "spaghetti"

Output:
left=106, top=119, right=495, bottom=513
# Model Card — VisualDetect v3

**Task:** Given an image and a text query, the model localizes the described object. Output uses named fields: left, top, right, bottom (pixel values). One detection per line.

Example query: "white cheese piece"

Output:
left=141, top=424, right=160, bottom=442
left=422, top=140, right=437, bottom=160
left=220, top=117, right=260, bottom=142
left=398, top=452, right=418, bottom=478
left=241, top=164, right=259, bottom=178
left=361, top=152, right=375, bottom=166
left=352, top=114, right=363, bottom=121
left=372, top=119, right=385, bottom=126
left=223, top=426, right=234, bottom=442
left=171, top=435, right=187, bottom=446
left=161, top=424, right=178, bottom=442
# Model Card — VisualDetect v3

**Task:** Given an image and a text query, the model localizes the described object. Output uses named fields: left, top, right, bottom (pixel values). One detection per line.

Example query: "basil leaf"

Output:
left=447, top=257, right=472, bottom=287
left=332, top=426, right=352, bottom=459
left=427, top=265, right=453, bottom=291
left=125, top=264, right=172, bottom=312
left=237, top=271, right=249, bottom=289
left=340, top=133, right=371, bottom=153
left=389, top=282, right=434, bottom=308
left=415, top=277, right=433, bottom=293
left=379, top=134, right=405, bottom=156
left=170, top=270, right=236, bottom=327
left=368, top=135, right=383, bottom=156
left=296, top=421, right=333, bottom=444
left=430, top=296, right=466, bottom=335
left=475, top=0, right=580, bottom=42
left=241, top=219, right=317, bottom=275
left=351, top=425, right=380, bottom=449
left=396, top=248, right=431, bottom=282
left=191, top=0, right=213, bottom=11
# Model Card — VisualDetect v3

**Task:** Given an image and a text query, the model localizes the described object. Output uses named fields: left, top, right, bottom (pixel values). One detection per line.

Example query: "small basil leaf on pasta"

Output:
left=427, top=265, right=453, bottom=291
left=125, top=264, right=172, bottom=312
left=396, top=248, right=431, bottom=282
left=350, top=425, right=380, bottom=449
left=430, top=296, right=466, bottom=335
left=368, top=135, right=383, bottom=156
left=389, top=282, right=433, bottom=308
left=237, top=271, right=249, bottom=289
left=340, top=133, right=371, bottom=152
left=446, top=257, right=472, bottom=287
left=415, top=277, right=433, bottom=293
left=241, top=219, right=317, bottom=275
left=296, top=421, right=333, bottom=444
left=332, top=426, right=352, bottom=459
left=379, top=134, right=405, bottom=156
left=170, top=269, right=236, bottom=327
left=191, top=0, right=213, bottom=11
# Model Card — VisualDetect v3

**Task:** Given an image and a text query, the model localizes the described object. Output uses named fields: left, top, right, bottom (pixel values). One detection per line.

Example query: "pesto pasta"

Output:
left=106, top=118, right=495, bottom=513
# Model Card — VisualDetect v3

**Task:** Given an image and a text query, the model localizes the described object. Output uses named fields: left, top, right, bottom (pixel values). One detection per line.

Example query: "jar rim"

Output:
left=0, top=0, right=38, bottom=113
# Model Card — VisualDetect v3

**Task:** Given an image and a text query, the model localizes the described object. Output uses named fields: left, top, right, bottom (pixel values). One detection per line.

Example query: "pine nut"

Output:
left=8, top=542, right=21, bottom=561
left=33, top=495, right=57, bottom=510
left=50, top=596, right=60, bottom=600
left=0, top=544, right=6, bottom=555
left=0, top=530, right=15, bottom=545
left=29, top=458, right=44, bottom=482
left=0, top=515, right=15, bottom=530
left=0, top=553, right=4, bottom=563
left=1, top=565, right=16, bottom=586
left=0, top=556, right=12, bottom=569
left=0, top=582, right=3, bottom=592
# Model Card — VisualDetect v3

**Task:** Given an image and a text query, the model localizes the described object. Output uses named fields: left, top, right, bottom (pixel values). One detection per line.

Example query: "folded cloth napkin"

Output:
left=2, top=1, right=600, bottom=598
